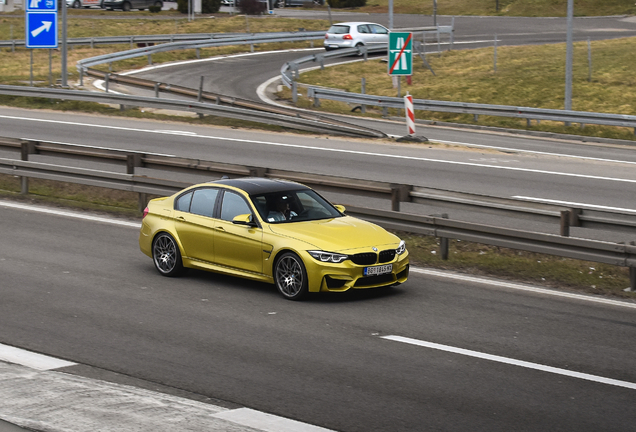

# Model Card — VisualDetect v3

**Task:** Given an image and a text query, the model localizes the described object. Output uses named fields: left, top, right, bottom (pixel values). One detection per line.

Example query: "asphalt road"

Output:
left=1, top=203, right=635, bottom=432
left=2, top=12, right=636, bottom=432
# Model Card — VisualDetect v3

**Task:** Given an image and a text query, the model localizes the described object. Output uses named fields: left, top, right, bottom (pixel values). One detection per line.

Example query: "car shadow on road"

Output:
left=181, top=268, right=406, bottom=303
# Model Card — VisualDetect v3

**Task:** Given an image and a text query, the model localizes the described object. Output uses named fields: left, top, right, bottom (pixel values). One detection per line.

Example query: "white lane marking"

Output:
left=434, top=139, right=636, bottom=165
left=0, top=343, right=76, bottom=371
left=381, top=335, right=636, bottom=391
left=512, top=196, right=636, bottom=214
left=0, top=201, right=141, bottom=228
left=410, top=268, right=636, bottom=310
left=213, top=408, right=335, bottom=432
left=2, top=113, right=635, bottom=185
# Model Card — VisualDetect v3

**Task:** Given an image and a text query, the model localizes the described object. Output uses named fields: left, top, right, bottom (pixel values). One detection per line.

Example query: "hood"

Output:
left=268, top=216, right=400, bottom=253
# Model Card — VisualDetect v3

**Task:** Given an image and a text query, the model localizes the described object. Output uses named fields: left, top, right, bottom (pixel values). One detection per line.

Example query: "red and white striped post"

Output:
left=404, top=92, right=415, bottom=136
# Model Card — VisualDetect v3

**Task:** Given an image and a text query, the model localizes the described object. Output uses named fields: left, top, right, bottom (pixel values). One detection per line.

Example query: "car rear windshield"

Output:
left=327, top=25, right=350, bottom=35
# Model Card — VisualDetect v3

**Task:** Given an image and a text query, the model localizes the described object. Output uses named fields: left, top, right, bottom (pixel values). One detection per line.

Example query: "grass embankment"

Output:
left=284, top=36, right=636, bottom=141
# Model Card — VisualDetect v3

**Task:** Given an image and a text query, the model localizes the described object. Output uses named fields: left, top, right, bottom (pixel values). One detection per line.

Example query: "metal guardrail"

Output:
left=306, top=88, right=636, bottom=133
left=2, top=137, right=635, bottom=238
left=0, top=84, right=384, bottom=138
left=0, top=31, right=253, bottom=50
left=0, top=137, right=634, bottom=289
left=76, top=31, right=326, bottom=79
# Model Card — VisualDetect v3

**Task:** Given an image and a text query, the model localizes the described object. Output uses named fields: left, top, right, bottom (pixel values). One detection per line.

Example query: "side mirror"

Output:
left=334, top=204, right=346, bottom=214
left=232, top=213, right=257, bottom=227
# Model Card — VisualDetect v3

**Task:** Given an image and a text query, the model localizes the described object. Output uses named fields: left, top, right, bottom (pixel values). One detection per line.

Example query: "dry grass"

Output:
left=289, top=36, right=636, bottom=141
left=356, top=0, right=636, bottom=17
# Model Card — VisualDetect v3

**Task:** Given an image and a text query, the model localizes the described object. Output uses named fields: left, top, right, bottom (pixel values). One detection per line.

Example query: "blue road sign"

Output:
left=26, top=0, right=57, bottom=12
left=26, top=12, right=58, bottom=48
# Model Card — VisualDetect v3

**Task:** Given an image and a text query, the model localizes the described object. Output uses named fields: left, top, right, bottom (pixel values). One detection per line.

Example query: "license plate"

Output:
left=364, top=264, right=392, bottom=276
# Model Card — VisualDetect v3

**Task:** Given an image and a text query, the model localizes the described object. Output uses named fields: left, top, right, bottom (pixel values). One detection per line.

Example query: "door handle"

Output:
left=215, top=226, right=225, bottom=231
left=176, top=216, right=186, bottom=221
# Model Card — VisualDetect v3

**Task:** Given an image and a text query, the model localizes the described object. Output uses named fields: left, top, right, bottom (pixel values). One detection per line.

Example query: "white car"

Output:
left=324, top=22, right=389, bottom=51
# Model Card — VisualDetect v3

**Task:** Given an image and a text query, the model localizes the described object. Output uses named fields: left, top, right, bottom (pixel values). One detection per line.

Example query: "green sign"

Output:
left=388, top=32, right=413, bottom=76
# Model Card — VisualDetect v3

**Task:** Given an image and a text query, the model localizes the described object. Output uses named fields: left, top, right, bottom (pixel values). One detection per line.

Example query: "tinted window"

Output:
left=220, top=191, right=252, bottom=222
left=370, top=24, right=388, bottom=34
left=190, top=188, right=219, bottom=218
left=175, top=191, right=193, bottom=212
left=328, top=25, right=350, bottom=35
left=357, top=25, right=371, bottom=34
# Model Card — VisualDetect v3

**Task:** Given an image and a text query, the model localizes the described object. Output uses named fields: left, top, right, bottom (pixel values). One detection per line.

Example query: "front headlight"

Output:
left=396, top=240, right=406, bottom=255
left=308, top=250, right=349, bottom=263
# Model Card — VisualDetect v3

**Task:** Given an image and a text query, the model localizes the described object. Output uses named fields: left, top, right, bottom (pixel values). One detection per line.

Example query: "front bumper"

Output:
left=303, top=250, right=410, bottom=293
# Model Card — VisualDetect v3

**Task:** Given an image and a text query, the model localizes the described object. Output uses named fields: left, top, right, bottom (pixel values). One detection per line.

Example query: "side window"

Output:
left=372, top=24, right=388, bottom=34
left=358, top=25, right=370, bottom=34
left=190, top=188, right=219, bottom=218
left=220, top=191, right=252, bottom=222
left=175, top=191, right=193, bottom=212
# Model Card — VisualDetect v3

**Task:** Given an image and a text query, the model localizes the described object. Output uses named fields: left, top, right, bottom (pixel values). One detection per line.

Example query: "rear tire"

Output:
left=152, top=233, right=183, bottom=277
left=72, top=0, right=80, bottom=7
left=274, top=252, right=308, bottom=300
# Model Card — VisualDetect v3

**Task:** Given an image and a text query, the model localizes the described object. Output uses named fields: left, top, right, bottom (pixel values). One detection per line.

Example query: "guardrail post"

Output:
left=440, top=214, right=449, bottom=260
left=292, top=80, right=298, bottom=105
left=138, top=193, right=148, bottom=212
left=309, top=88, right=320, bottom=108
left=630, top=266, right=636, bottom=292
left=248, top=167, right=267, bottom=177
left=126, top=154, right=143, bottom=175
left=198, top=76, right=204, bottom=102
left=90, top=37, right=94, bottom=49
left=105, top=74, right=110, bottom=93
left=390, top=184, right=411, bottom=211
left=20, top=141, right=37, bottom=195
left=130, top=36, right=134, bottom=49
left=560, top=210, right=571, bottom=237
left=361, top=78, right=366, bottom=114
left=147, top=54, right=153, bottom=65
left=79, top=69, right=84, bottom=86
left=154, top=83, right=160, bottom=98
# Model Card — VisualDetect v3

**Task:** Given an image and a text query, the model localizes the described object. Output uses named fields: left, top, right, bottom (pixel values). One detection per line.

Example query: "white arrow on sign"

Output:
left=31, top=21, right=52, bottom=38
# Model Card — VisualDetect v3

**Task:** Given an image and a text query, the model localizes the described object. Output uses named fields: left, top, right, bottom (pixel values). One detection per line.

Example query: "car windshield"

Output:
left=251, top=189, right=342, bottom=224
left=327, top=25, right=350, bottom=35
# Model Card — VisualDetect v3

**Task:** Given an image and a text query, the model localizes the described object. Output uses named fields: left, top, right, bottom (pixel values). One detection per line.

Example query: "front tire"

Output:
left=275, top=252, right=308, bottom=300
left=152, top=233, right=183, bottom=277
left=122, top=1, right=131, bottom=10
left=72, top=0, right=80, bottom=7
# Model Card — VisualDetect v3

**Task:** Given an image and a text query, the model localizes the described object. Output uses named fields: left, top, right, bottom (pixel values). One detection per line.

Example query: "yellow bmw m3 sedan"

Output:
left=139, top=177, right=409, bottom=300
